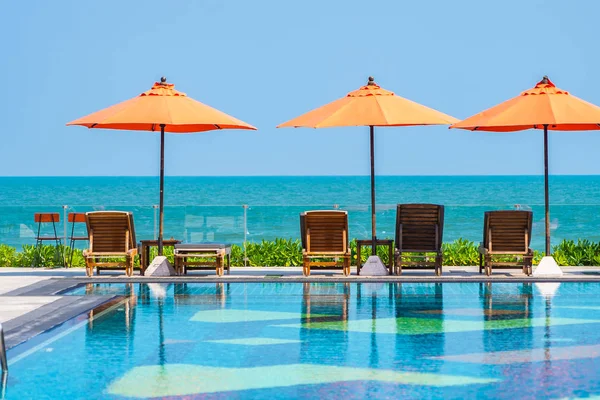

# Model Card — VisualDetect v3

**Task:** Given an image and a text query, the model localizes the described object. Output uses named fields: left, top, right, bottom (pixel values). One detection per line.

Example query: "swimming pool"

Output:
left=5, top=282, right=600, bottom=399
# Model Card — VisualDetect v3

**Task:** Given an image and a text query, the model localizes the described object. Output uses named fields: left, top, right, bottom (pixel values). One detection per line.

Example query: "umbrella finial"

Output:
left=160, top=76, right=167, bottom=84
left=367, top=76, right=375, bottom=86
left=541, top=75, right=549, bottom=84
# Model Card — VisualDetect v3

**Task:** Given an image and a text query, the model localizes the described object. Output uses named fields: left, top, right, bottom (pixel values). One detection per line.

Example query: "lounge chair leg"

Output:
left=484, top=256, right=491, bottom=276
left=343, top=257, right=350, bottom=276
left=479, top=254, right=483, bottom=274
left=216, top=256, right=223, bottom=277
left=85, top=258, right=93, bottom=277
left=303, top=257, right=310, bottom=277
left=397, top=254, right=402, bottom=275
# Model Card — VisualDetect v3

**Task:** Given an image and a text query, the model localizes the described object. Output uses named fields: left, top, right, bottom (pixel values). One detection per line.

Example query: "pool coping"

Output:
left=63, top=275, right=600, bottom=283
left=2, top=294, right=121, bottom=350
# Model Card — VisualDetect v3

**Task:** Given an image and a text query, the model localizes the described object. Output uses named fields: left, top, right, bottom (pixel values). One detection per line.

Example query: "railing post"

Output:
left=153, top=205, right=159, bottom=240
left=243, top=205, right=248, bottom=267
left=62, top=205, right=68, bottom=245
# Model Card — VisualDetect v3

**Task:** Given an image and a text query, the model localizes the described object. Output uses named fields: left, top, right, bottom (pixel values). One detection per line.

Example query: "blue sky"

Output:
left=2, top=0, right=600, bottom=176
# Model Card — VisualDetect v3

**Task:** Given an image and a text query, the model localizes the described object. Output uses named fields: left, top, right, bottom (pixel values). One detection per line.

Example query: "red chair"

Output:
left=33, top=213, right=65, bottom=268
left=67, top=213, right=89, bottom=267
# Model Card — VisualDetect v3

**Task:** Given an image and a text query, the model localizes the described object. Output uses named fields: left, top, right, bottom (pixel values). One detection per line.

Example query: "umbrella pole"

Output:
left=543, top=124, right=550, bottom=256
left=158, top=124, right=166, bottom=256
left=370, top=125, right=377, bottom=255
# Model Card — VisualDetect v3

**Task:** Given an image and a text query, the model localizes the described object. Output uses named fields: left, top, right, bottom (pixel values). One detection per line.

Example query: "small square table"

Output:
left=139, top=239, right=181, bottom=275
left=355, top=239, right=394, bottom=275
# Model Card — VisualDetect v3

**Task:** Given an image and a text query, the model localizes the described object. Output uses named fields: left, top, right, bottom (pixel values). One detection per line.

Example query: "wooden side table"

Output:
left=356, top=239, right=394, bottom=275
left=139, top=239, right=181, bottom=275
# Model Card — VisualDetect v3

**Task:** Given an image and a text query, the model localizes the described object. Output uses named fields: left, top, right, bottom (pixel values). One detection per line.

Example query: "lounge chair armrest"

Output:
left=83, top=249, right=91, bottom=257
left=478, top=243, right=488, bottom=255
left=127, top=248, right=138, bottom=256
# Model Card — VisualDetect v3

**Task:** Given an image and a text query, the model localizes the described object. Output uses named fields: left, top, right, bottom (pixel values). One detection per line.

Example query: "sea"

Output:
left=0, top=175, right=599, bottom=250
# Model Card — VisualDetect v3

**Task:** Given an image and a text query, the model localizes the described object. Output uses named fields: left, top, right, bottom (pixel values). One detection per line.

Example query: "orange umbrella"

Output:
left=68, top=78, right=256, bottom=255
left=278, top=77, right=458, bottom=256
left=451, top=76, right=600, bottom=260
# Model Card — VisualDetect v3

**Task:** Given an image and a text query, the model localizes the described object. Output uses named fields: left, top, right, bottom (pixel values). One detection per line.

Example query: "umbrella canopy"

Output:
left=278, top=77, right=458, bottom=128
left=451, top=76, right=600, bottom=257
left=452, top=77, right=600, bottom=131
left=68, top=78, right=257, bottom=256
left=278, top=77, right=458, bottom=257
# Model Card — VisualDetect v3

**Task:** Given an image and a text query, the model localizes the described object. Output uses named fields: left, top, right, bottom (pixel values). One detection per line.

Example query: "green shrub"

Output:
left=0, top=244, right=17, bottom=267
left=1, top=238, right=599, bottom=267
left=552, top=239, right=600, bottom=266
left=442, top=238, right=479, bottom=266
left=243, top=238, right=302, bottom=267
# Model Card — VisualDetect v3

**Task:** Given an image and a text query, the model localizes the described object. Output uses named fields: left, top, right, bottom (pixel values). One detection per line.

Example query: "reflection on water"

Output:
left=300, top=283, right=350, bottom=365
left=8, top=282, right=600, bottom=399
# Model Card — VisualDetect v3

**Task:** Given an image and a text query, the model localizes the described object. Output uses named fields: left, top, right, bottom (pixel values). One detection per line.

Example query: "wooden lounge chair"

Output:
left=394, top=204, right=444, bottom=276
left=479, top=210, right=534, bottom=276
left=300, top=210, right=351, bottom=277
left=83, top=211, right=138, bottom=277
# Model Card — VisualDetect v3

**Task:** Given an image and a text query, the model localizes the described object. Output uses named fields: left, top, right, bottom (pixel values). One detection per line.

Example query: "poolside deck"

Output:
left=1, top=266, right=600, bottom=350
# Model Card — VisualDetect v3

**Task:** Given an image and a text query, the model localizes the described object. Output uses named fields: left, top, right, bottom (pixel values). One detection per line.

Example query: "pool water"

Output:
left=5, top=282, right=600, bottom=399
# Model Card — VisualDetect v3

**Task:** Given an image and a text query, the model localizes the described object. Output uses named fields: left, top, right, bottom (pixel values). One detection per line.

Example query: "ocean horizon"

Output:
left=1, top=175, right=599, bottom=250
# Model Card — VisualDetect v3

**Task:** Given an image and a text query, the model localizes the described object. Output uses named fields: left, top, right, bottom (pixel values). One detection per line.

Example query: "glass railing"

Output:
left=0, top=204, right=599, bottom=251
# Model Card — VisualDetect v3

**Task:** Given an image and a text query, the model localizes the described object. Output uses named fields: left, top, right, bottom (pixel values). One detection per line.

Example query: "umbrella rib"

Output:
left=373, top=97, right=390, bottom=125
left=310, top=98, right=354, bottom=127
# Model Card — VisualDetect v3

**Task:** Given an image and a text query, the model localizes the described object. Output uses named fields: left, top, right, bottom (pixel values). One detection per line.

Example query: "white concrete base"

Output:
left=361, top=282, right=386, bottom=293
left=532, top=256, right=563, bottom=277
left=360, top=256, right=389, bottom=276
left=144, top=256, right=176, bottom=277
left=534, top=282, right=561, bottom=297
left=147, top=283, right=170, bottom=298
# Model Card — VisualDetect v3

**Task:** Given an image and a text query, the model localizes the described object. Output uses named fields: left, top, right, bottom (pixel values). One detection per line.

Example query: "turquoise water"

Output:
left=1, top=176, right=599, bottom=250
left=5, top=282, right=600, bottom=399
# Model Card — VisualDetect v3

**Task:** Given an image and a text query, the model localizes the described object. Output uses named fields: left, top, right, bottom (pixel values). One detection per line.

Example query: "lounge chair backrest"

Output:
left=395, top=204, right=444, bottom=252
left=483, top=210, right=532, bottom=253
left=301, top=210, right=348, bottom=253
left=86, top=211, right=136, bottom=253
